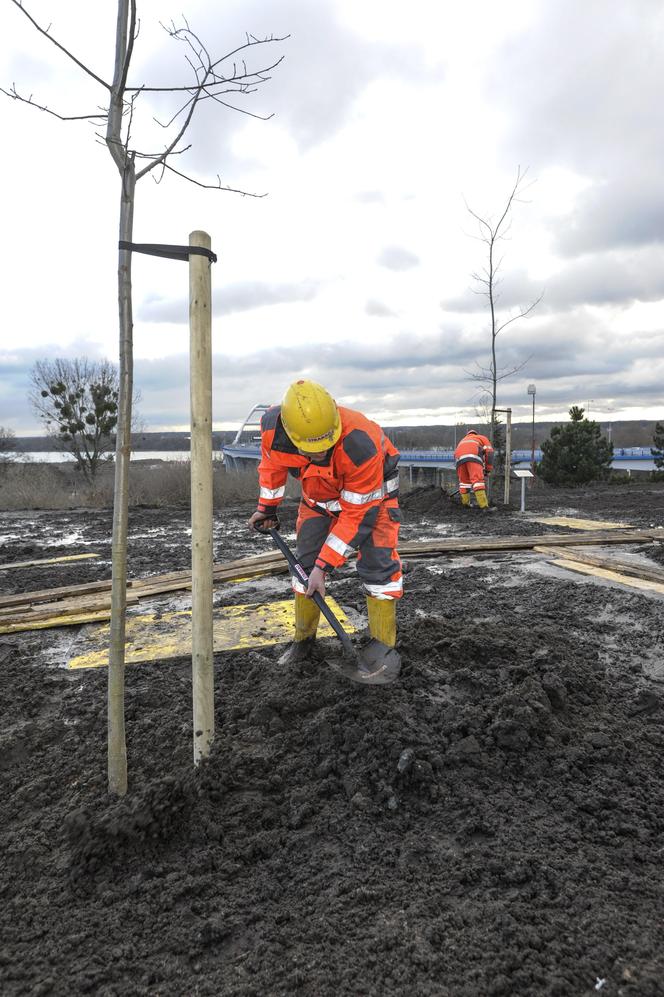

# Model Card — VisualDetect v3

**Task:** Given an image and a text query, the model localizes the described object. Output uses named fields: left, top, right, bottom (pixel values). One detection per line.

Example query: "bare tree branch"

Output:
left=9, top=0, right=111, bottom=90
left=160, top=161, right=267, bottom=197
left=465, top=355, right=532, bottom=384
left=202, top=95, right=274, bottom=121
left=124, top=29, right=287, bottom=93
left=0, top=84, right=106, bottom=121
left=495, top=293, right=544, bottom=336
left=134, top=23, right=213, bottom=180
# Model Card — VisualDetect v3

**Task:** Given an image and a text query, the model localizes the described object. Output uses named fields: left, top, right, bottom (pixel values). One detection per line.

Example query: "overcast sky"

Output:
left=1, top=0, right=663, bottom=434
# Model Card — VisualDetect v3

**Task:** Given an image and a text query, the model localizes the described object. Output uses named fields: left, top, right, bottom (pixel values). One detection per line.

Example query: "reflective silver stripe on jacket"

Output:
left=324, top=533, right=353, bottom=558
left=260, top=485, right=286, bottom=499
left=340, top=475, right=399, bottom=506
left=311, top=498, right=342, bottom=513
left=455, top=454, right=484, bottom=467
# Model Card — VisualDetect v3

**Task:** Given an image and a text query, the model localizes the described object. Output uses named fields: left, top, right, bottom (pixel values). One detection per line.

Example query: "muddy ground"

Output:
left=1, top=479, right=663, bottom=996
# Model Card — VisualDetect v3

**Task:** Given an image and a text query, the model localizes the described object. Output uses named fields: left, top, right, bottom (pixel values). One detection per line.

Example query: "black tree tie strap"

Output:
left=118, top=241, right=217, bottom=263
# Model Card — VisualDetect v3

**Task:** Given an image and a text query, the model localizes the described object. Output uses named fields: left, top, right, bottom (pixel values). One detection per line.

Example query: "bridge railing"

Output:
left=221, top=444, right=656, bottom=469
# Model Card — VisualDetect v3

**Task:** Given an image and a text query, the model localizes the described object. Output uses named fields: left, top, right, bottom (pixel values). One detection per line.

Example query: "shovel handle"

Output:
left=260, top=526, right=355, bottom=656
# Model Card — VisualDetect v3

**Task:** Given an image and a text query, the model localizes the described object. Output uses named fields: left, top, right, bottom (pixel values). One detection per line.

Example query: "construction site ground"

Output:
left=1, top=479, right=663, bottom=996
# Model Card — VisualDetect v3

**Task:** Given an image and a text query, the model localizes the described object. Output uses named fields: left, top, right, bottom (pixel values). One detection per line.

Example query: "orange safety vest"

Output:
left=257, top=405, right=400, bottom=570
left=454, top=432, right=494, bottom=472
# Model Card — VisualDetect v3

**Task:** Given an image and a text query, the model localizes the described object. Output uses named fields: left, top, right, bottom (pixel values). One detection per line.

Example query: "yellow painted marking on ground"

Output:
left=67, top=597, right=356, bottom=669
left=527, top=516, right=631, bottom=531
left=552, top=558, right=664, bottom=595
left=0, top=553, right=99, bottom=571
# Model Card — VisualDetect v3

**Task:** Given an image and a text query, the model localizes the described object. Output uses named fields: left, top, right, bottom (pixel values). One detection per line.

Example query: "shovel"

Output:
left=255, top=524, right=401, bottom=686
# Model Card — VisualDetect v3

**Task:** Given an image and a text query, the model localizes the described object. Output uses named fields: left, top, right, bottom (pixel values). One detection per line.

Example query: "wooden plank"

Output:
left=1, top=529, right=660, bottom=632
left=0, top=578, right=115, bottom=610
left=0, top=553, right=99, bottom=571
left=548, top=558, right=664, bottom=596
left=398, top=529, right=659, bottom=555
left=0, top=594, right=140, bottom=627
left=534, top=545, right=664, bottom=585
left=0, top=551, right=286, bottom=611
left=0, top=609, right=121, bottom=635
left=526, top=516, right=631, bottom=531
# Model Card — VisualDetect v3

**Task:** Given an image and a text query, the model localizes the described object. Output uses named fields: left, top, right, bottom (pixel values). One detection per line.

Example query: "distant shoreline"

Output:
left=4, top=419, right=660, bottom=452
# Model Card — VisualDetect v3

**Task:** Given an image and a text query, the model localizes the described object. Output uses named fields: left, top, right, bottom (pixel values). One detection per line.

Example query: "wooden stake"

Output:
left=189, top=230, right=214, bottom=764
left=504, top=407, right=512, bottom=505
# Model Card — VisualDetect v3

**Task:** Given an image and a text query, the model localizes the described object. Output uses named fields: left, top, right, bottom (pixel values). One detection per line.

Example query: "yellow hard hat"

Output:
left=281, top=380, right=341, bottom=452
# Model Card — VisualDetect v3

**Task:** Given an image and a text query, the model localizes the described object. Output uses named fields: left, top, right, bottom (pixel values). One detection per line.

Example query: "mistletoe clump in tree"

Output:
left=30, top=358, right=119, bottom=481
left=652, top=421, right=664, bottom=471
left=538, top=405, right=613, bottom=486
left=0, top=426, right=15, bottom=469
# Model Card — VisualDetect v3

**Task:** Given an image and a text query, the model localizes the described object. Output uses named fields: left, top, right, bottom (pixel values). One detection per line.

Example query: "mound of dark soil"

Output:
left=1, top=490, right=664, bottom=996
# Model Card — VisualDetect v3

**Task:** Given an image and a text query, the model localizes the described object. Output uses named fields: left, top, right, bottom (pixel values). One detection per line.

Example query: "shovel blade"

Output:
left=335, top=638, right=402, bottom=686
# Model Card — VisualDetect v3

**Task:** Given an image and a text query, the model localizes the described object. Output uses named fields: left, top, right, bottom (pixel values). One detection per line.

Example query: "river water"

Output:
left=6, top=452, right=223, bottom=463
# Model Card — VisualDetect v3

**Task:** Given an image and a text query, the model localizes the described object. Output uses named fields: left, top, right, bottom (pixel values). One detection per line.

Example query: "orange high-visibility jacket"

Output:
left=256, top=405, right=400, bottom=570
left=454, top=432, right=494, bottom=473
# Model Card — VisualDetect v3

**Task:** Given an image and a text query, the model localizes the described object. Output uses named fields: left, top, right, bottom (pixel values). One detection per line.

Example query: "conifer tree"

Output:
left=538, top=406, right=613, bottom=485
left=652, top=421, right=664, bottom=470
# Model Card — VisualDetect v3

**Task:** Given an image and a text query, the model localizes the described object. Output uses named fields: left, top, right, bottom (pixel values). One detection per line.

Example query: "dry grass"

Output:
left=1, top=460, right=421, bottom=512
left=0, top=460, right=265, bottom=511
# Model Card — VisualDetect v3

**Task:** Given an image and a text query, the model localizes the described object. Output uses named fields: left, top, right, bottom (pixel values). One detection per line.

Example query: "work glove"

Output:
left=248, top=509, right=281, bottom=533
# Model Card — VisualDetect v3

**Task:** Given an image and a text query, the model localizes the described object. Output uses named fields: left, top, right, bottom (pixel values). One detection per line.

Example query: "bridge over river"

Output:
left=222, top=444, right=657, bottom=475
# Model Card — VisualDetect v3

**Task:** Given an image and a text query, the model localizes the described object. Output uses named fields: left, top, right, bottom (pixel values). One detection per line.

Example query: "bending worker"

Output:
left=454, top=429, right=495, bottom=510
left=248, top=379, right=402, bottom=664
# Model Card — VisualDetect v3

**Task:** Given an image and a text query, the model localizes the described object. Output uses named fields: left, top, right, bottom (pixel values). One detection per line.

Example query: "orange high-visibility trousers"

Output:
left=294, top=501, right=402, bottom=600
left=456, top=461, right=486, bottom=495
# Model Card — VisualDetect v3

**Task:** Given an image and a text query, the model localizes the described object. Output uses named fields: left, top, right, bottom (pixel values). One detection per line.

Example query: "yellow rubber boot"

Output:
left=294, top=593, right=320, bottom=640
left=366, top=596, right=397, bottom=648
left=475, top=489, right=489, bottom=509
left=460, top=492, right=471, bottom=507
left=278, top=594, right=320, bottom=664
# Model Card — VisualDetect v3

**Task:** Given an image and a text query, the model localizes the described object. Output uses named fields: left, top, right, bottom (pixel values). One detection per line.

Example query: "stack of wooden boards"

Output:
left=0, top=527, right=661, bottom=635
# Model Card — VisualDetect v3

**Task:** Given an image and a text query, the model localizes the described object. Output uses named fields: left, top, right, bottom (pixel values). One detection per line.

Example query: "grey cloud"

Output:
left=139, top=279, right=321, bottom=323
left=365, top=299, right=397, bottom=318
left=135, top=0, right=436, bottom=174
left=131, top=312, right=661, bottom=421
left=553, top=177, right=664, bottom=255
left=492, top=1, right=664, bottom=178
left=355, top=191, right=386, bottom=204
left=442, top=246, right=664, bottom=314
left=3, top=313, right=662, bottom=431
left=377, top=246, right=421, bottom=272
left=546, top=251, right=664, bottom=309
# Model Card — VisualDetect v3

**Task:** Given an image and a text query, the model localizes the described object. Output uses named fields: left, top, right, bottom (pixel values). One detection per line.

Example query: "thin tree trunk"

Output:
left=107, top=162, right=135, bottom=796
left=489, top=240, right=498, bottom=447
left=106, top=0, right=133, bottom=797
left=488, top=240, right=497, bottom=501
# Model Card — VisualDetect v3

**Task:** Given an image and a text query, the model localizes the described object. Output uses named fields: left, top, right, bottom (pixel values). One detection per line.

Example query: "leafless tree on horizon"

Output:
left=463, top=167, right=544, bottom=448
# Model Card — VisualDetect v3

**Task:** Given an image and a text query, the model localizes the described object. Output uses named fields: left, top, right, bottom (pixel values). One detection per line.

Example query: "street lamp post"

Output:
left=527, top=384, right=536, bottom=473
